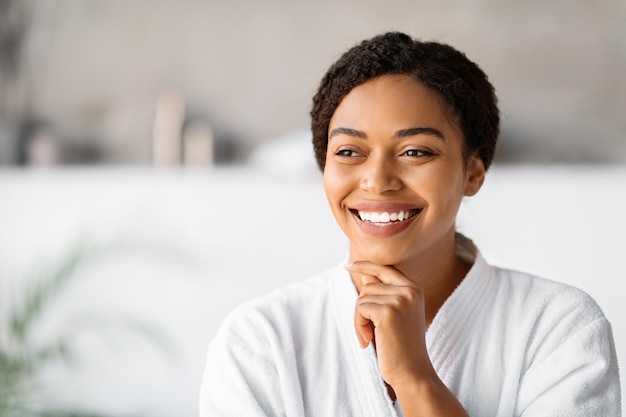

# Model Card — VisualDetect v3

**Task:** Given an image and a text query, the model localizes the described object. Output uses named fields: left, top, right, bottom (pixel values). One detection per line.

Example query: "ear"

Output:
left=464, top=153, right=485, bottom=196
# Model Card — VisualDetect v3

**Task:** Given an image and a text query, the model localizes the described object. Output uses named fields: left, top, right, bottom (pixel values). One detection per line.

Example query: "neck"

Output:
left=403, top=241, right=471, bottom=327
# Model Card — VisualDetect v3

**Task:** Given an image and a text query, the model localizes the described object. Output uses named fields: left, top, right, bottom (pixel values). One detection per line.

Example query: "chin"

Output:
left=351, top=244, right=408, bottom=266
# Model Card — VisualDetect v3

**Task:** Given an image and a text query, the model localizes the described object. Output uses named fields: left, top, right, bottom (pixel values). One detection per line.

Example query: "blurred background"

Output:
left=0, top=1, right=624, bottom=416
left=1, top=0, right=625, bottom=167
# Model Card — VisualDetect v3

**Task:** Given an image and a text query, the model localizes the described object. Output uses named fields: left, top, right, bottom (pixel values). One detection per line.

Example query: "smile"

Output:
left=350, top=209, right=422, bottom=225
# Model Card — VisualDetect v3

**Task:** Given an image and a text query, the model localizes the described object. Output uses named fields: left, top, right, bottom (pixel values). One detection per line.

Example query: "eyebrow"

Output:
left=395, top=127, right=445, bottom=141
left=328, top=126, right=445, bottom=141
left=328, top=127, right=367, bottom=139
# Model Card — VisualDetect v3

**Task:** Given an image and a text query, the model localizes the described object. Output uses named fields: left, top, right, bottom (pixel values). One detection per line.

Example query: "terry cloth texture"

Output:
left=200, top=238, right=621, bottom=416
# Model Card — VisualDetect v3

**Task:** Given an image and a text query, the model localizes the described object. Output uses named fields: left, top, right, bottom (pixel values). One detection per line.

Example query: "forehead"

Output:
left=329, top=75, right=460, bottom=134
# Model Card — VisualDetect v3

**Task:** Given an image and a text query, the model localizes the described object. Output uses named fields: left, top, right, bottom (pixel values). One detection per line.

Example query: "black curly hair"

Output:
left=311, top=32, right=500, bottom=171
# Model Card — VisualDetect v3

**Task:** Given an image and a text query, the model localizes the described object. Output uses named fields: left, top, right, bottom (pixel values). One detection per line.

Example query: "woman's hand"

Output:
left=345, top=261, right=469, bottom=417
left=345, top=261, right=432, bottom=388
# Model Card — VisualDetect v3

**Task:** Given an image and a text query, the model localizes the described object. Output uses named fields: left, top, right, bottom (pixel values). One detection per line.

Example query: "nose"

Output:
left=360, top=153, right=403, bottom=194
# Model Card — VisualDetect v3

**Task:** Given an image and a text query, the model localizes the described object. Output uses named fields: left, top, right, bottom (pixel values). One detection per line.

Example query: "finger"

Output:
left=354, top=312, right=374, bottom=348
left=347, top=270, right=381, bottom=295
left=358, top=281, right=405, bottom=297
left=345, top=261, right=412, bottom=286
left=356, top=292, right=424, bottom=328
left=354, top=295, right=402, bottom=345
left=361, top=273, right=380, bottom=285
left=344, top=264, right=382, bottom=285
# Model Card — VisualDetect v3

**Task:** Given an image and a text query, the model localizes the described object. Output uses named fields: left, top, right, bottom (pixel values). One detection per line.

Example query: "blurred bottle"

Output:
left=182, top=117, right=214, bottom=167
left=17, top=119, right=61, bottom=167
left=152, top=89, right=185, bottom=166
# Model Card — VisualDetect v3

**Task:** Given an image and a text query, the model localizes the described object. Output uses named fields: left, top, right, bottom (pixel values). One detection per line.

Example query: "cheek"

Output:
left=410, top=166, right=466, bottom=210
left=441, top=178, right=466, bottom=217
left=323, top=164, right=356, bottom=213
left=323, top=165, right=342, bottom=207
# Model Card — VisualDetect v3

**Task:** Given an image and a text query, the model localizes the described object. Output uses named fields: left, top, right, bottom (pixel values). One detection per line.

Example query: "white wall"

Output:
left=0, top=166, right=623, bottom=415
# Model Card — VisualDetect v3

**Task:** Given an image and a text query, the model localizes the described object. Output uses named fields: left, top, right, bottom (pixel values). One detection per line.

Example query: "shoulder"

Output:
left=458, top=237, right=606, bottom=327
left=486, top=263, right=614, bottom=364
left=200, top=270, right=341, bottom=416
left=485, top=266, right=622, bottom=413
left=490, top=264, right=606, bottom=324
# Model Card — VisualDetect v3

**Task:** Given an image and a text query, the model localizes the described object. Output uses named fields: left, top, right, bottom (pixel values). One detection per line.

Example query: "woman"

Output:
left=200, top=32, right=620, bottom=416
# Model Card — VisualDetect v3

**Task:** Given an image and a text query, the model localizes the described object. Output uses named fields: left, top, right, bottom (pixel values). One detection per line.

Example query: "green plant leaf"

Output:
left=10, top=243, right=96, bottom=343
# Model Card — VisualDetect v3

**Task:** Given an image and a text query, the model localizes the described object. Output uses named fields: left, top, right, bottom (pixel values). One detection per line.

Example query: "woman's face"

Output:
left=323, top=75, right=484, bottom=266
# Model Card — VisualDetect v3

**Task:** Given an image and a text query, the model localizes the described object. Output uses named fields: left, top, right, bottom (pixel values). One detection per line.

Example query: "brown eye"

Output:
left=335, top=149, right=362, bottom=157
left=403, top=149, right=432, bottom=157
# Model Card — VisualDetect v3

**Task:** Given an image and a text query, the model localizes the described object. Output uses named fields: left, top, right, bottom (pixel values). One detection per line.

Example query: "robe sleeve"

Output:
left=516, top=303, right=621, bottom=416
left=199, top=312, right=285, bottom=417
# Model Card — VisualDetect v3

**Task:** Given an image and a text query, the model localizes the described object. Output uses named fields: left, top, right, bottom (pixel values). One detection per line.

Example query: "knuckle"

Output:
left=380, top=306, right=395, bottom=322
left=402, top=286, right=420, bottom=303
left=390, top=294, right=404, bottom=308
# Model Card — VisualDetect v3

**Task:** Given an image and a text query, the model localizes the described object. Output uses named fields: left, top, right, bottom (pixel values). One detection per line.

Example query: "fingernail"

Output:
left=343, top=262, right=353, bottom=269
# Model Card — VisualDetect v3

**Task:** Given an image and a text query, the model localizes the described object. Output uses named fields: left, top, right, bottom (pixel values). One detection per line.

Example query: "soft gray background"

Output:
left=1, top=0, right=624, bottom=165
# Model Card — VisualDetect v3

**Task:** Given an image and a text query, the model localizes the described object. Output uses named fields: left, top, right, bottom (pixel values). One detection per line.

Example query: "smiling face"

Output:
left=323, top=75, right=485, bottom=268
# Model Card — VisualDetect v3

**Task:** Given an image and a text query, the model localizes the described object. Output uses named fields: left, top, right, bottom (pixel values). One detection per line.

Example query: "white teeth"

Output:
left=357, top=210, right=416, bottom=224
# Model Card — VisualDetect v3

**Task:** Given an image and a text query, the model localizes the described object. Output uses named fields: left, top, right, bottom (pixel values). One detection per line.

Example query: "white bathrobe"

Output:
left=199, top=242, right=621, bottom=416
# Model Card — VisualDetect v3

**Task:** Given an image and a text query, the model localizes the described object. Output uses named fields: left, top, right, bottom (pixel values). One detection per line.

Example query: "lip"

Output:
left=348, top=201, right=423, bottom=238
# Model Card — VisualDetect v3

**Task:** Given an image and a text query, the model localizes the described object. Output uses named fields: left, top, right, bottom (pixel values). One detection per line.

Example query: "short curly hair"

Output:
left=311, top=32, right=500, bottom=171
